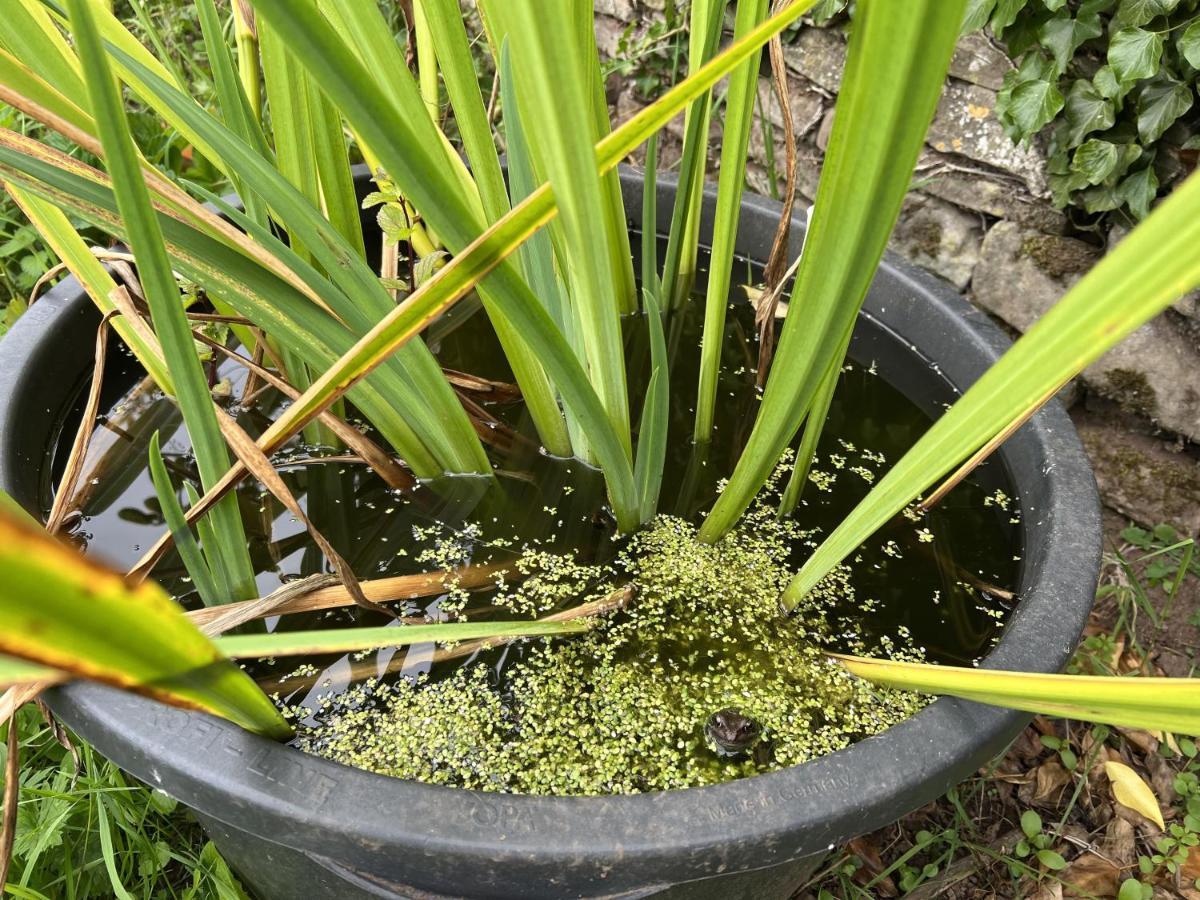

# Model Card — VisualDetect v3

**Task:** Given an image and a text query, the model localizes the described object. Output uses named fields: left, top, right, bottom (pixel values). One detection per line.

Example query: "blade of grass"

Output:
left=787, top=167, right=1200, bottom=604
left=215, top=620, right=589, bottom=659
left=499, top=39, right=582, bottom=459
left=700, top=0, right=969, bottom=544
left=65, top=0, right=257, bottom=601
left=147, top=431, right=224, bottom=609
left=0, top=508, right=291, bottom=739
left=193, top=0, right=270, bottom=226
left=95, top=794, right=135, bottom=900
left=641, top=132, right=661, bottom=304
left=693, top=0, right=770, bottom=442
left=634, top=292, right=669, bottom=523
left=664, top=0, right=727, bottom=310
left=835, top=653, right=1200, bottom=735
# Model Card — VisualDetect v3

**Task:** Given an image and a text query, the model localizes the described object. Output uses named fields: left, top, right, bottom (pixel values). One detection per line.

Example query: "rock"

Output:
left=752, top=75, right=824, bottom=142
left=1085, top=318, right=1200, bottom=439
left=975, top=222, right=1200, bottom=442
left=948, top=32, right=1012, bottom=91
left=594, top=15, right=626, bottom=59
left=928, top=80, right=1050, bottom=198
left=971, top=221, right=1097, bottom=327
left=782, top=25, right=845, bottom=94
left=916, top=152, right=1068, bottom=232
left=594, top=0, right=636, bottom=17
left=890, top=194, right=982, bottom=290
left=1075, top=411, right=1200, bottom=534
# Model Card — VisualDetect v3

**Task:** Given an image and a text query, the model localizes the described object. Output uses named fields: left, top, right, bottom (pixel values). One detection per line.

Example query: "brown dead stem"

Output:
left=46, top=311, right=116, bottom=534
left=190, top=561, right=513, bottom=636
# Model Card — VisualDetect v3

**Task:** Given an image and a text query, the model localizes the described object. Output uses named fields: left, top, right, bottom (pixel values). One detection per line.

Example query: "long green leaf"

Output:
left=0, top=0, right=84, bottom=100
left=75, top=45, right=489, bottom=475
left=699, top=0, right=969, bottom=543
left=0, top=654, right=59, bottom=689
left=215, top=0, right=817, bottom=531
left=421, top=0, right=571, bottom=457
left=8, top=186, right=174, bottom=390
left=483, top=0, right=632, bottom=460
left=837, top=654, right=1200, bottom=735
left=787, top=167, right=1200, bottom=604
left=694, top=0, right=770, bottom=442
left=634, top=292, right=669, bottom=523
left=193, top=0, right=270, bottom=227
left=0, top=508, right=290, bottom=739
left=216, top=620, right=590, bottom=659
left=65, top=0, right=257, bottom=601
left=148, top=432, right=223, bottom=609
left=778, top=351, right=840, bottom=517
left=0, top=136, right=442, bottom=476
left=315, top=0, right=574, bottom=462
left=0, top=46, right=93, bottom=135
left=661, top=0, right=726, bottom=311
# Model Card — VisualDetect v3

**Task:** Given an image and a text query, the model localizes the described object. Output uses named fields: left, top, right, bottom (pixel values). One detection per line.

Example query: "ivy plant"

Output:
left=972, top=0, right=1200, bottom=219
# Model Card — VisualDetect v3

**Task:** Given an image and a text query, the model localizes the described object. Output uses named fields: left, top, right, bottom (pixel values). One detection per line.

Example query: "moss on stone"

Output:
left=1020, top=233, right=1097, bottom=280
left=1103, top=368, right=1159, bottom=418
left=292, top=492, right=928, bottom=796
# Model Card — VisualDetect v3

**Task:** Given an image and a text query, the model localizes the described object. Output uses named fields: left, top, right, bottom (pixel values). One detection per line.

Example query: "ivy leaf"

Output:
left=1179, top=20, right=1200, bottom=70
left=1113, top=0, right=1181, bottom=29
left=1079, top=0, right=1117, bottom=13
left=810, top=0, right=848, bottom=22
left=1116, top=163, right=1159, bottom=218
left=961, top=0, right=998, bottom=34
left=1005, top=7, right=1057, bottom=56
left=1137, top=76, right=1194, bottom=142
left=1007, top=78, right=1065, bottom=138
left=1077, top=181, right=1122, bottom=211
left=1092, top=65, right=1129, bottom=101
left=1043, top=0, right=1069, bottom=8
left=1071, top=138, right=1121, bottom=183
left=1062, top=78, right=1116, bottom=145
left=990, top=0, right=1029, bottom=33
left=1108, top=28, right=1164, bottom=83
left=1040, top=12, right=1104, bottom=75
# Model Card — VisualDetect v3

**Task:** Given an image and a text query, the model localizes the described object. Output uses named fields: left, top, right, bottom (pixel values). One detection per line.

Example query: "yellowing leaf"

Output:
left=1105, top=760, right=1165, bottom=829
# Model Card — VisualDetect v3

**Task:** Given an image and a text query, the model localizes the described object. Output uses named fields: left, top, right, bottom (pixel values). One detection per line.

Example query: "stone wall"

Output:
left=595, top=4, right=1200, bottom=451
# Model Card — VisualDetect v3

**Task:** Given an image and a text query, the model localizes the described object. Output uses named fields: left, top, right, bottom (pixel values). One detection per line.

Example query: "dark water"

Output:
left=49, top=287, right=1022, bottom=717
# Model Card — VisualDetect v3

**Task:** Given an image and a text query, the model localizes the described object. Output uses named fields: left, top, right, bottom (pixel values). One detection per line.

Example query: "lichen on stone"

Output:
left=291, top=489, right=929, bottom=796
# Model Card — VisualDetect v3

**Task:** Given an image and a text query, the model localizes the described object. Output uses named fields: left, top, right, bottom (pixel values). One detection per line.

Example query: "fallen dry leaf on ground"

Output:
left=1063, top=853, right=1122, bottom=897
left=1106, top=760, right=1167, bottom=829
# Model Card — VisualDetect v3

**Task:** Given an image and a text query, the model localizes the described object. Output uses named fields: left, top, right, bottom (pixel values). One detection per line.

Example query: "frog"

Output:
left=704, top=708, right=771, bottom=765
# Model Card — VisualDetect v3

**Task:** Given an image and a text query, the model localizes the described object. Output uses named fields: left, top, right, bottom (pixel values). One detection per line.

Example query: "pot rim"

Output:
left=0, top=168, right=1100, bottom=895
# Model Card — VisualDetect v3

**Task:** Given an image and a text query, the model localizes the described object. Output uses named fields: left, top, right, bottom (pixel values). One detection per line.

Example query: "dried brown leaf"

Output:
left=1063, top=854, right=1121, bottom=898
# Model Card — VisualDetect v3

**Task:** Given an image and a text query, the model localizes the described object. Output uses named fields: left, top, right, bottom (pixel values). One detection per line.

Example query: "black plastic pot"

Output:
left=0, top=170, right=1100, bottom=899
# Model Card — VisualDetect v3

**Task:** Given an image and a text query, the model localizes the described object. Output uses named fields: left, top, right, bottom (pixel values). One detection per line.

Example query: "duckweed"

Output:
left=292, top=495, right=929, bottom=795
